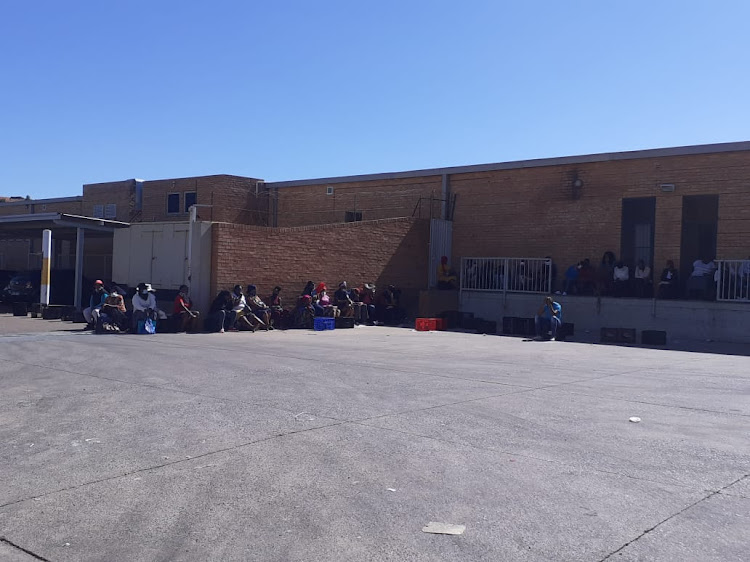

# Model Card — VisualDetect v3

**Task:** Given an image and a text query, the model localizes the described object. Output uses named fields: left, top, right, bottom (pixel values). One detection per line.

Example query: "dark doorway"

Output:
left=680, top=194, right=719, bottom=283
left=621, top=197, right=656, bottom=269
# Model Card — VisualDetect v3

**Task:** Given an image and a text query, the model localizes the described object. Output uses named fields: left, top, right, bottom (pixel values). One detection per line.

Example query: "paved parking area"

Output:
left=0, top=323, right=748, bottom=561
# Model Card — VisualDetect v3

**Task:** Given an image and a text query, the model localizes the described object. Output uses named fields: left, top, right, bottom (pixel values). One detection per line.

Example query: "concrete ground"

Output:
left=0, top=320, right=748, bottom=561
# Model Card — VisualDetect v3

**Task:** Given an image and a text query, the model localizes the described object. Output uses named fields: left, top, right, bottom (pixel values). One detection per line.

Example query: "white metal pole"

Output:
left=41, top=229, right=52, bottom=305
left=187, top=204, right=197, bottom=284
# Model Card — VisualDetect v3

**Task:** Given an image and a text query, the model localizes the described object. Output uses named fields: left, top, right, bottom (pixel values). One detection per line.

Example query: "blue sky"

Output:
left=1, top=1, right=748, bottom=199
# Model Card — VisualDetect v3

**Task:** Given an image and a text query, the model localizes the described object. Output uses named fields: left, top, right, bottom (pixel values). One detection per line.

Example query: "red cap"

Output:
left=94, top=279, right=104, bottom=285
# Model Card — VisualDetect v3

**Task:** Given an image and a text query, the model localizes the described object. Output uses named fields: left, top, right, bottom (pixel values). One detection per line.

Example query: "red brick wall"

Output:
left=210, top=217, right=429, bottom=301
left=450, top=150, right=750, bottom=274
left=274, top=176, right=443, bottom=227
left=83, top=180, right=134, bottom=221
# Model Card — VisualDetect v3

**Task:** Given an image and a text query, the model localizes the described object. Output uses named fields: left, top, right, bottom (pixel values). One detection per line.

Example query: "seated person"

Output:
left=83, top=280, right=108, bottom=328
left=317, top=286, right=339, bottom=318
left=98, top=286, right=127, bottom=332
left=658, top=260, right=679, bottom=299
left=350, top=287, right=368, bottom=324
left=437, top=256, right=458, bottom=290
left=131, top=282, right=167, bottom=332
left=576, top=259, right=595, bottom=295
left=229, top=285, right=257, bottom=331
left=173, top=284, right=200, bottom=332
left=377, top=284, right=405, bottom=325
left=334, top=282, right=354, bottom=317
left=633, top=260, right=652, bottom=298
left=535, top=296, right=562, bottom=340
left=246, top=284, right=271, bottom=330
left=293, top=294, right=315, bottom=329
left=562, top=263, right=580, bottom=295
left=687, top=257, right=716, bottom=299
left=266, top=286, right=287, bottom=328
left=613, top=261, right=630, bottom=297
left=301, top=280, right=315, bottom=297
left=206, top=290, right=233, bottom=333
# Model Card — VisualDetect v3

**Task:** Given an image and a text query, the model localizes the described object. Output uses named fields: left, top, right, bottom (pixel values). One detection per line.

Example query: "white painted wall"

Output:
left=113, top=221, right=213, bottom=312
left=460, top=291, right=750, bottom=344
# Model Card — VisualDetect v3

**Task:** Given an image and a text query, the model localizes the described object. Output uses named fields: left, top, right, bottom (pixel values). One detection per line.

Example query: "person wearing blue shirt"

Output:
left=535, top=296, right=562, bottom=340
left=83, top=279, right=108, bottom=327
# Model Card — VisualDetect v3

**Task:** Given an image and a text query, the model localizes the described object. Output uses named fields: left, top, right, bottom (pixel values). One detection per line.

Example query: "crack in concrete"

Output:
left=596, top=472, right=750, bottom=561
left=0, top=537, right=51, bottom=561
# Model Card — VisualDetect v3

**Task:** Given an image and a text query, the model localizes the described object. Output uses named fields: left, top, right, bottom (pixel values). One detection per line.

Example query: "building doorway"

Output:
left=680, top=194, right=719, bottom=284
left=621, top=197, right=655, bottom=270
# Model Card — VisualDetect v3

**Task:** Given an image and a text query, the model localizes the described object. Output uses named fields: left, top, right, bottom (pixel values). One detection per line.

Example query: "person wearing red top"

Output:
left=173, top=284, right=200, bottom=332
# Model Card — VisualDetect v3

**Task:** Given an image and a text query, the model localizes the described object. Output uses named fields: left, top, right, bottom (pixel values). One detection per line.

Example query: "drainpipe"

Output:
left=186, top=204, right=213, bottom=285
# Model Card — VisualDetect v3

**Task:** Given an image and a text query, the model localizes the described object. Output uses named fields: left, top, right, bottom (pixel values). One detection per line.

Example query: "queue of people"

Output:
left=83, top=279, right=406, bottom=333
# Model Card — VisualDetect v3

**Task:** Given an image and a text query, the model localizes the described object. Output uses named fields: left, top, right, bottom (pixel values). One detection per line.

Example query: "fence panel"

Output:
left=461, top=257, right=552, bottom=294
left=716, top=260, right=750, bottom=302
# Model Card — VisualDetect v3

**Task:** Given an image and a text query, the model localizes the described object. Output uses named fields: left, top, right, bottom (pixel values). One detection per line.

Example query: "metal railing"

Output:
left=716, top=260, right=750, bottom=302
left=460, top=257, right=552, bottom=294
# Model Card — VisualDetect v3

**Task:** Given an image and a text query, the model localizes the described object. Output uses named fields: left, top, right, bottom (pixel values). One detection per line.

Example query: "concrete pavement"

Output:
left=0, top=323, right=748, bottom=561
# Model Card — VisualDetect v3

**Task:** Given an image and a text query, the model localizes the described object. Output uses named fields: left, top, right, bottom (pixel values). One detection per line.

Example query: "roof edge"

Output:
left=0, top=195, right=83, bottom=207
left=265, top=140, right=750, bottom=188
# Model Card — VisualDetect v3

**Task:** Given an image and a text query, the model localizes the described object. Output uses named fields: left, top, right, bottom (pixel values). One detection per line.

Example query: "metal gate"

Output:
left=428, top=218, right=453, bottom=288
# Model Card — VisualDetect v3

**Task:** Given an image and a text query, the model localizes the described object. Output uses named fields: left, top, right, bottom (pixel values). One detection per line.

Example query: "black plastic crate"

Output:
left=601, top=327, right=618, bottom=343
left=476, top=319, right=497, bottom=334
left=335, top=317, right=355, bottom=329
left=502, top=316, right=517, bottom=334
left=642, top=330, right=667, bottom=345
left=12, top=302, right=29, bottom=316
left=618, top=328, right=637, bottom=344
left=556, top=322, right=575, bottom=341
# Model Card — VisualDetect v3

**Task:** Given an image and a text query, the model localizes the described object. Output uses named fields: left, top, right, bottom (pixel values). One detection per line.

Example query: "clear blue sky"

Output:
left=2, top=1, right=749, bottom=199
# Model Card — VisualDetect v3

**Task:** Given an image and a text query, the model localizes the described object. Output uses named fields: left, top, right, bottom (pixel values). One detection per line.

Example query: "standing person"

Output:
left=173, top=284, right=200, bottom=332
left=131, top=283, right=167, bottom=332
left=534, top=296, right=562, bottom=341
left=597, top=251, right=616, bottom=296
left=83, top=280, right=108, bottom=328
left=562, top=262, right=581, bottom=295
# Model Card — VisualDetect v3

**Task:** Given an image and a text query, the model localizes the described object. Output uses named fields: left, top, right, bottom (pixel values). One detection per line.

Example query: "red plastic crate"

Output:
left=414, top=318, right=443, bottom=332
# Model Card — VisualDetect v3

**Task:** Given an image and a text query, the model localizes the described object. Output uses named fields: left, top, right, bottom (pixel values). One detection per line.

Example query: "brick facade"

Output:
left=210, top=217, right=429, bottom=301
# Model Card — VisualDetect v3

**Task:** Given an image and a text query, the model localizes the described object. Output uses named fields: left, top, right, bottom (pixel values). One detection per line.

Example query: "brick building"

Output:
left=1, top=141, right=748, bottom=327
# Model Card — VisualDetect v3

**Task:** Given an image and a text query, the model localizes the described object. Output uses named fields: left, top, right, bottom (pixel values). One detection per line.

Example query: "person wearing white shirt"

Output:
left=131, top=282, right=167, bottom=331
left=613, top=261, right=630, bottom=297
left=633, top=259, right=652, bottom=298
left=687, top=258, right=717, bottom=300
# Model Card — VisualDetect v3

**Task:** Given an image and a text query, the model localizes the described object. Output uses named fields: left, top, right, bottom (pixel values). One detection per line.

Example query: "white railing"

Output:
left=716, top=260, right=750, bottom=302
left=461, top=257, right=552, bottom=294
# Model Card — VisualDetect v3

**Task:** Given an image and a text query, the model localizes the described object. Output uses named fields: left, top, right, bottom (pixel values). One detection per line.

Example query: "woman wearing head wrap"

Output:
left=246, top=284, right=271, bottom=330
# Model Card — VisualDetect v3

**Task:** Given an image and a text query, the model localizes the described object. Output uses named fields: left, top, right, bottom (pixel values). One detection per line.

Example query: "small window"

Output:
left=104, top=204, right=117, bottom=219
left=167, top=193, right=180, bottom=214
left=326, top=186, right=334, bottom=195
left=345, top=211, right=362, bottom=222
left=184, top=191, right=197, bottom=212
left=93, top=204, right=104, bottom=218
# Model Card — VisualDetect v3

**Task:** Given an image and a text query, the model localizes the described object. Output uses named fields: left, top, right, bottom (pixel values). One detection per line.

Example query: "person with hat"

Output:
left=131, top=282, right=167, bottom=332
left=334, top=281, right=354, bottom=318
left=361, top=283, right=377, bottom=325
left=83, top=279, right=109, bottom=328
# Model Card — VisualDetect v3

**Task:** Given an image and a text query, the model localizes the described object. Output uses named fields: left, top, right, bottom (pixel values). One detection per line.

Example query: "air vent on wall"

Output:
left=660, top=183, right=675, bottom=192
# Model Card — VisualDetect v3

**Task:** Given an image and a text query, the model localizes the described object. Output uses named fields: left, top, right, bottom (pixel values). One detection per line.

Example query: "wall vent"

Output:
left=660, top=183, right=675, bottom=192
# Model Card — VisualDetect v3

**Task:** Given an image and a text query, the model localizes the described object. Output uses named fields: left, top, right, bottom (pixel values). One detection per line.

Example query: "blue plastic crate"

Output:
left=313, top=317, right=336, bottom=331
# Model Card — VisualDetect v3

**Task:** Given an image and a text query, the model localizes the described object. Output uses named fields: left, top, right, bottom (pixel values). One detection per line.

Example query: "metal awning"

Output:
left=0, top=213, right=130, bottom=239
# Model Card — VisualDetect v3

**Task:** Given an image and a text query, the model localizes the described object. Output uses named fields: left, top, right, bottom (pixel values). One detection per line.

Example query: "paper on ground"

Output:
left=422, top=522, right=465, bottom=535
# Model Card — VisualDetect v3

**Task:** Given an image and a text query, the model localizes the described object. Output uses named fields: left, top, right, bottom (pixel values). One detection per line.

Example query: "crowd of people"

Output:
left=83, top=280, right=406, bottom=334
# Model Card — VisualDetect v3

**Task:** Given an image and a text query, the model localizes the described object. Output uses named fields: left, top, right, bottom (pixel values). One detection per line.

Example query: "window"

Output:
left=620, top=197, right=655, bottom=269
left=184, top=191, right=197, bottom=213
left=167, top=193, right=180, bottom=214
left=104, top=204, right=117, bottom=219
left=345, top=211, right=363, bottom=222
left=92, top=204, right=104, bottom=218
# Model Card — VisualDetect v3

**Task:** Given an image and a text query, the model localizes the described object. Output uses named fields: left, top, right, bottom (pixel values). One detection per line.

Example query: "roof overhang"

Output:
left=0, top=213, right=130, bottom=239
